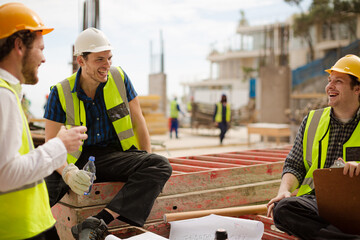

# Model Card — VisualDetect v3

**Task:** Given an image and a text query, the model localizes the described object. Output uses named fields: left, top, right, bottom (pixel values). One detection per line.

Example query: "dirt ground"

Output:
left=151, top=126, right=290, bottom=158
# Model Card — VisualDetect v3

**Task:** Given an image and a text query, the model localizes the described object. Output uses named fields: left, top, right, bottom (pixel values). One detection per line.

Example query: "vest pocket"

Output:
left=107, top=102, right=129, bottom=121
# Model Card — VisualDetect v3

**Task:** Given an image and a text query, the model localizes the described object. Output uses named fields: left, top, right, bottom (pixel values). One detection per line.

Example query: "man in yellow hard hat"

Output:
left=44, top=27, right=172, bottom=240
left=0, top=3, right=88, bottom=240
left=267, top=54, right=360, bottom=239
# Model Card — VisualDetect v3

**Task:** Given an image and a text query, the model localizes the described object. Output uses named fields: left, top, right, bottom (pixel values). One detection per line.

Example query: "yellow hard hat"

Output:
left=325, top=54, right=360, bottom=80
left=0, top=2, right=53, bottom=39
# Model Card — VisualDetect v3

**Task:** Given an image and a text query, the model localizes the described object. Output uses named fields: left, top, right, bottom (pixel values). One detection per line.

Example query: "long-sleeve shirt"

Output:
left=283, top=107, right=360, bottom=187
left=0, top=68, right=67, bottom=192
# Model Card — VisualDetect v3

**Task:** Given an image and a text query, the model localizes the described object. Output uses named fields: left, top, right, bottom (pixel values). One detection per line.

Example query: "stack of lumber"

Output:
left=191, top=102, right=215, bottom=129
left=138, top=95, right=167, bottom=135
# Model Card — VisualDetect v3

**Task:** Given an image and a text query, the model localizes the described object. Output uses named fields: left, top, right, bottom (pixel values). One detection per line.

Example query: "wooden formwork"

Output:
left=52, top=146, right=293, bottom=239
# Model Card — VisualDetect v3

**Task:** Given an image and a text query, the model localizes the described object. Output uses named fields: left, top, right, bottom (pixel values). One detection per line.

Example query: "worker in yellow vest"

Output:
left=44, top=27, right=172, bottom=240
left=170, top=97, right=184, bottom=139
left=213, top=94, right=231, bottom=145
left=267, top=55, right=360, bottom=239
left=0, top=3, right=88, bottom=240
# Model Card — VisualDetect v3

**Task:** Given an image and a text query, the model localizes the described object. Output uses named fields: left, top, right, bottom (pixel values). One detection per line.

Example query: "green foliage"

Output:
left=285, top=0, right=360, bottom=60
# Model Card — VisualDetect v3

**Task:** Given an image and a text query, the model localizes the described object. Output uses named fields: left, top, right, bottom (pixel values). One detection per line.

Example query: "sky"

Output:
left=1, top=0, right=311, bottom=118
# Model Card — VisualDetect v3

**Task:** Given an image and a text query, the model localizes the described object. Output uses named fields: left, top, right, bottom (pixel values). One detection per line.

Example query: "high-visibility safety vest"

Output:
left=170, top=100, right=179, bottom=118
left=297, top=107, right=360, bottom=196
left=56, top=66, right=138, bottom=164
left=0, top=78, right=55, bottom=240
left=215, top=102, right=231, bottom=123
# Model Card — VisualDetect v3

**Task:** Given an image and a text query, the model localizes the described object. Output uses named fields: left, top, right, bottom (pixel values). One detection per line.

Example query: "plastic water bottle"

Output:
left=83, top=156, right=96, bottom=195
left=215, top=228, right=228, bottom=240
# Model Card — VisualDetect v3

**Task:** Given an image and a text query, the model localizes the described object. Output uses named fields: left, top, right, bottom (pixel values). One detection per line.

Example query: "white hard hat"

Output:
left=74, top=27, right=113, bottom=56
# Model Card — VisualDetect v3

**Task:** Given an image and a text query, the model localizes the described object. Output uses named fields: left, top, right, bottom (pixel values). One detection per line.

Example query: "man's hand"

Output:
left=266, top=191, right=292, bottom=218
left=57, top=126, right=87, bottom=153
left=343, top=159, right=360, bottom=177
left=62, top=163, right=92, bottom=195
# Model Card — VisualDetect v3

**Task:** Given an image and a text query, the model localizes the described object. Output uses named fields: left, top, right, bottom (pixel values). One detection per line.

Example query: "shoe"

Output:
left=71, top=216, right=108, bottom=240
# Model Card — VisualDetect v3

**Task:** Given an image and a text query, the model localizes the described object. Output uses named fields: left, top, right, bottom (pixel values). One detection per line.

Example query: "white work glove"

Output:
left=62, top=163, right=92, bottom=195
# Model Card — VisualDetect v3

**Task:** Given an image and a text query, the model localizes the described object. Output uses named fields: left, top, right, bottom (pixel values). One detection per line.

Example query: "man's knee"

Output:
left=157, top=155, right=173, bottom=177
left=273, top=197, right=296, bottom=224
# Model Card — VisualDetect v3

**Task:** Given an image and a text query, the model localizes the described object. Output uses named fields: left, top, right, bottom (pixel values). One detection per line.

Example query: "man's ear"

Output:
left=77, top=55, right=85, bottom=66
left=14, top=37, right=25, bottom=56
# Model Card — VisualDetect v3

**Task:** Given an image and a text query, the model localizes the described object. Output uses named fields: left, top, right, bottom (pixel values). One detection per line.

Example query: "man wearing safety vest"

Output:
left=170, top=97, right=183, bottom=138
left=0, top=3, right=87, bottom=240
left=44, top=28, right=172, bottom=240
left=267, top=55, right=360, bottom=239
left=213, top=94, right=231, bottom=145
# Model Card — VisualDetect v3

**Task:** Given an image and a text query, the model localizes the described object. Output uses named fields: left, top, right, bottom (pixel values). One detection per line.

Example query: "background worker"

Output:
left=169, top=97, right=184, bottom=139
left=213, top=94, right=231, bottom=145
left=0, top=3, right=88, bottom=240
left=44, top=27, right=172, bottom=240
left=267, top=54, right=360, bottom=239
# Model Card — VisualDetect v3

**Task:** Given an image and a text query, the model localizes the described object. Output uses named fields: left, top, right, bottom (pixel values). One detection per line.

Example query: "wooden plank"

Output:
left=53, top=179, right=281, bottom=239
left=59, top=162, right=284, bottom=207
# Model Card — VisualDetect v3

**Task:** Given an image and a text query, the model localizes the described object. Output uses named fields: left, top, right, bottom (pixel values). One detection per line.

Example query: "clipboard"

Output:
left=313, top=168, right=360, bottom=235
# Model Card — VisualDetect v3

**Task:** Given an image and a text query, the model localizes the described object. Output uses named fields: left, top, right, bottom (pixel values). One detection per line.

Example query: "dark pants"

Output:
left=45, top=145, right=172, bottom=227
left=218, top=122, right=228, bottom=144
left=273, top=195, right=360, bottom=240
left=170, top=118, right=178, bottom=138
left=25, top=226, right=59, bottom=240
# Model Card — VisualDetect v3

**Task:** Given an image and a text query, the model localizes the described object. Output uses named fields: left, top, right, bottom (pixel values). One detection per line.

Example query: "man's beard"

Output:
left=21, top=49, right=39, bottom=85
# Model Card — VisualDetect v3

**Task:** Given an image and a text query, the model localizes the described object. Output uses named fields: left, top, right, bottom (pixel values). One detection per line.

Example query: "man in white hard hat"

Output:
left=267, top=54, right=360, bottom=239
left=0, top=3, right=88, bottom=240
left=44, top=27, right=172, bottom=240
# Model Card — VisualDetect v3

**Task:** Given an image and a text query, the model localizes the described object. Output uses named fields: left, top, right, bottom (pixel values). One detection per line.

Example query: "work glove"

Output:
left=62, top=163, right=92, bottom=195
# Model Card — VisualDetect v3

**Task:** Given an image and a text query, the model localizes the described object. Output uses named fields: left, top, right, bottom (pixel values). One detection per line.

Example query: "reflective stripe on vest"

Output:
left=298, top=107, right=360, bottom=196
left=170, top=100, right=179, bottom=118
left=0, top=79, right=55, bottom=239
left=56, top=66, right=138, bottom=164
left=215, top=102, right=231, bottom=122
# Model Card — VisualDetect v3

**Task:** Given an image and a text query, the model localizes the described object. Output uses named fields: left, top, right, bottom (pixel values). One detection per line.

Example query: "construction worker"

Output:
left=213, top=94, right=231, bottom=145
left=44, top=27, right=172, bottom=240
left=0, top=3, right=88, bottom=240
left=170, top=97, right=183, bottom=138
left=267, top=54, right=360, bottom=239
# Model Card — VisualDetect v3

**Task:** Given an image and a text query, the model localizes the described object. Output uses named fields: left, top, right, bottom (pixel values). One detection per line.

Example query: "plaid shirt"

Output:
left=283, top=107, right=360, bottom=187
left=44, top=67, right=137, bottom=147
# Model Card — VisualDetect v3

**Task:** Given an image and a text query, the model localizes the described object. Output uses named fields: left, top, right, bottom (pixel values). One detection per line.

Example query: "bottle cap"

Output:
left=215, top=228, right=228, bottom=239
left=89, top=156, right=95, bottom=161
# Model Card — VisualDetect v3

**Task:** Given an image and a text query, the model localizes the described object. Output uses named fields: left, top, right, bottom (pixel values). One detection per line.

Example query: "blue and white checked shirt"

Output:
left=44, top=67, right=137, bottom=147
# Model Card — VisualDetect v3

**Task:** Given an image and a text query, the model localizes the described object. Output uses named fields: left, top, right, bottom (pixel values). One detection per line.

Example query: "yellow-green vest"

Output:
left=215, top=102, right=231, bottom=123
left=170, top=100, right=179, bottom=118
left=0, top=78, right=55, bottom=239
left=56, top=66, right=138, bottom=164
left=298, top=107, right=360, bottom=196
left=187, top=102, right=192, bottom=112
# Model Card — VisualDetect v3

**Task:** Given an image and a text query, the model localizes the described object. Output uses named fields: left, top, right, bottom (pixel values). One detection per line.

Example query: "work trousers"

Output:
left=170, top=118, right=179, bottom=138
left=25, top=226, right=59, bottom=240
left=273, top=195, right=360, bottom=240
left=218, top=122, right=228, bottom=144
left=45, top=145, right=172, bottom=227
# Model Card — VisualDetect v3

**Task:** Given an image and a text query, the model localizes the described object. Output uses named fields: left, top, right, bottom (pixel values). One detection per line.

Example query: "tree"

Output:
left=285, top=0, right=360, bottom=61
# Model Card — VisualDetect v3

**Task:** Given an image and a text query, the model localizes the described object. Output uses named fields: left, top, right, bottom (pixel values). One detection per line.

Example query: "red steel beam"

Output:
left=168, top=158, right=242, bottom=168
left=236, top=151, right=288, bottom=158
left=185, top=155, right=265, bottom=165
left=248, top=149, right=290, bottom=154
left=170, top=163, right=212, bottom=172
left=207, top=153, right=284, bottom=162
